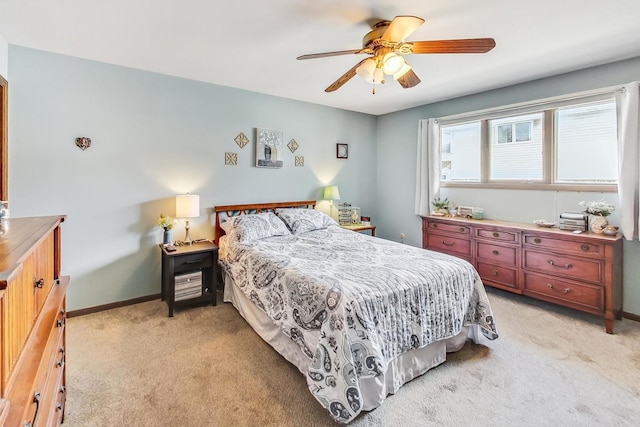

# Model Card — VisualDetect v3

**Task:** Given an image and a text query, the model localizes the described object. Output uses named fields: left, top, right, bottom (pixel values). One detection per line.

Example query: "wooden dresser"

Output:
left=422, top=216, right=623, bottom=333
left=0, top=216, right=68, bottom=426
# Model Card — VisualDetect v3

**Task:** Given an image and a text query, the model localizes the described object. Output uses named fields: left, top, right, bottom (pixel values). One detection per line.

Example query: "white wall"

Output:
left=376, top=56, right=640, bottom=316
left=0, top=31, right=7, bottom=78
left=8, top=46, right=378, bottom=310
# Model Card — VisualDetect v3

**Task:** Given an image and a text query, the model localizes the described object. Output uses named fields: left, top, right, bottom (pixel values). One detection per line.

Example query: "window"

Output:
left=555, top=101, right=617, bottom=184
left=439, top=93, right=618, bottom=190
left=489, top=113, right=543, bottom=181
left=440, top=122, right=481, bottom=182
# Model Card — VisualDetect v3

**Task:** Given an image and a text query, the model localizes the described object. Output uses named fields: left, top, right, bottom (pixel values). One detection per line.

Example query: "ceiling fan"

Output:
left=297, top=15, right=496, bottom=94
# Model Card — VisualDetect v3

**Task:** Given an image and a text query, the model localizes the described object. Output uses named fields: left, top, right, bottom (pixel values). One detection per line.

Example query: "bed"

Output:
left=213, top=200, right=498, bottom=423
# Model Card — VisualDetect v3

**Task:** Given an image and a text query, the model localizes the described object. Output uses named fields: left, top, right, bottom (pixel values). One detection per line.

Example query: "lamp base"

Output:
left=184, top=220, right=193, bottom=245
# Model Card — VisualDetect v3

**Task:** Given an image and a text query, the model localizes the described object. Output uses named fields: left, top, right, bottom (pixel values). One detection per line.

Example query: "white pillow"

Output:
left=276, top=208, right=337, bottom=234
left=222, top=212, right=290, bottom=242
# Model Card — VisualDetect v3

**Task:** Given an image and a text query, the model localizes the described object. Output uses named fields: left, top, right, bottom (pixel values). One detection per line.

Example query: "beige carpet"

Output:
left=65, top=288, right=640, bottom=426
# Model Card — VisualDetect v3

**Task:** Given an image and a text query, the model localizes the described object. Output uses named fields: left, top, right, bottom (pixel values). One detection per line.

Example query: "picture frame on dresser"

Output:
left=457, top=206, right=473, bottom=218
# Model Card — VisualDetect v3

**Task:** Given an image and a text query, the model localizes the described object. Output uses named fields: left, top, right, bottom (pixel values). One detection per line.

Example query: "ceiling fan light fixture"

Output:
left=393, top=63, right=412, bottom=80
left=381, top=52, right=405, bottom=75
left=356, top=58, right=376, bottom=83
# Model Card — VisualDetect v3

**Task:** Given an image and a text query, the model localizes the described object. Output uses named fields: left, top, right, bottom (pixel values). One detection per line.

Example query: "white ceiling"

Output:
left=1, top=0, right=639, bottom=115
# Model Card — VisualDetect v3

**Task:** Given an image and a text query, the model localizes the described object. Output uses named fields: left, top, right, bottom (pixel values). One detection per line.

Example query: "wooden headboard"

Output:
left=213, top=200, right=317, bottom=245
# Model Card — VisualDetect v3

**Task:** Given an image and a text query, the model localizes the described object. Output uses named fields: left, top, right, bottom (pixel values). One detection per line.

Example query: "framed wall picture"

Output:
left=256, top=128, right=284, bottom=168
left=337, top=143, right=348, bottom=159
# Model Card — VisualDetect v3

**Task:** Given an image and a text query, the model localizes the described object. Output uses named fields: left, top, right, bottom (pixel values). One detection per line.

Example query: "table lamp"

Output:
left=176, top=194, right=200, bottom=244
left=323, top=185, right=340, bottom=220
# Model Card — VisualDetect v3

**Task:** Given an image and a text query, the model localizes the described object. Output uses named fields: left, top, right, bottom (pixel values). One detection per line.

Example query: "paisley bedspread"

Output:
left=219, top=225, right=498, bottom=423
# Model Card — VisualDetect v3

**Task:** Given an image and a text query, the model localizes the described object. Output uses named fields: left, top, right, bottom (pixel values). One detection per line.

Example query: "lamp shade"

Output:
left=323, top=185, right=340, bottom=201
left=382, top=52, right=405, bottom=75
left=356, top=59, right=376, bottom=83
left=176, top=194, right=200, bottom=218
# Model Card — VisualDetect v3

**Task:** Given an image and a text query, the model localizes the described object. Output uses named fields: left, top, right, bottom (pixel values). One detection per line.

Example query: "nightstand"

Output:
left=160, top=241, right=218, bottom=317
left=340, top=224, right=376, bottom=236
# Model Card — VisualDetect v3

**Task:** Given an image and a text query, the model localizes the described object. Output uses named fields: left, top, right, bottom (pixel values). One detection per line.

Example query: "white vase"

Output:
left=589, top=215, right=608, bottom=234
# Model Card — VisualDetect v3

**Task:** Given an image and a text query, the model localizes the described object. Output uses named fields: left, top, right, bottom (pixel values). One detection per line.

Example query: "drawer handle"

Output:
left=580, top=244, right=590, bottom=252
left=57, top=310, right=66, bottom=328
left=492, top=232, right=499, bottom=238
left=547, top=283, right=571, bottom=294
left=57, top=346, right=65, bottom=368
left=34, top=277, right=44, bottom=290
left=459, top=227, right=466, bottom=233
left=56, top=386, right=66, bottom=412
left=534, top=238, right=541, bottom=244
left=492, top=250, right=499, bottom=256
left=432, top=223, right=438, bottom=228
left=25, top=391, right=42, bottom=427
left=491, top=270, right=499, bottom=276
left=184, top=260, right=201, bottom=264
left=547, top=260, right=573, bottom=269
left=441, top=240, right=455, bottom=246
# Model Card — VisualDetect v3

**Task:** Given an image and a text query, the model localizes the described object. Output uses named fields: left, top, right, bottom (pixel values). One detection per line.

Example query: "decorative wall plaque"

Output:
left=287, top=139, right=299, bottom=153
left=295, top=156, right=304, bottom=167
left=225, top=152, right=238, bottom=165
left=75, top=137, right=92, bottom=151
left=234, top=132, right=249, bottom=149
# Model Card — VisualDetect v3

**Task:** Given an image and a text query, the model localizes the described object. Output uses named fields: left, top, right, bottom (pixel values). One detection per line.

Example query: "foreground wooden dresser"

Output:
left=422, top=216, right=623, bottom=333
left=0, top=216, right=68, bottom=426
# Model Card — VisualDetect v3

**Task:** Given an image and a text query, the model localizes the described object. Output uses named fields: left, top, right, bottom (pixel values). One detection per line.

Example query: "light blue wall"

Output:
left=8, top=46, right=378, bottom=310
left=376, top=56, right=640, bottom=316
left=7, top=44, right=640, bottom=316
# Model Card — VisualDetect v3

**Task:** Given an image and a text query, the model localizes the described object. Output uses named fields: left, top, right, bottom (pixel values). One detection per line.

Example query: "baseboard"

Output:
left=67, top=293, right=161, bottom=318
left=66, top=294, right=640, bottom=322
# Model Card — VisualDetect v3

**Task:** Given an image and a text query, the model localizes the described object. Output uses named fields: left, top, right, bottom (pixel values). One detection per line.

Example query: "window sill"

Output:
left=441, top=182, right=617, bottom=192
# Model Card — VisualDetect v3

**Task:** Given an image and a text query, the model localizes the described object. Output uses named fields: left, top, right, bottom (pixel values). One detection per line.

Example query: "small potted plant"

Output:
left=157, top=213, right=177, bottom=244
left=431, top=197, right=450, bottom=216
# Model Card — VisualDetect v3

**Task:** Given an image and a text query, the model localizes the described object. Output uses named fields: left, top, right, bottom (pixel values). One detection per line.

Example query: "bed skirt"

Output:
left=223, top=272, right=473, bottom=412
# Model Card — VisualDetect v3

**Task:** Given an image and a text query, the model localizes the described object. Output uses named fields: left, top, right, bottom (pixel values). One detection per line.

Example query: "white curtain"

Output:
left=414, top=118, right=441, bottom=216
left=616, top=82, right=640, bottom=240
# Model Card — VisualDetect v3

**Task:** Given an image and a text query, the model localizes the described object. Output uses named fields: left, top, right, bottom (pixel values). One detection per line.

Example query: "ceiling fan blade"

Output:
left=409, top=38, right=496, bottom=54
left=297, top=49, right=363, bottom=60
left=382, top=15, right=425, bottom=42
left=325, top=59, right=368, bottom=92
left=397, top=69, right=421, bottom=89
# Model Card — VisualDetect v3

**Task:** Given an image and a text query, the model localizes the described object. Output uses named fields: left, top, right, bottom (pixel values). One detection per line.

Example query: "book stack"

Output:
left=175, top=271, right=203, bottom=301
left=558, top=212, right=588, bottom=231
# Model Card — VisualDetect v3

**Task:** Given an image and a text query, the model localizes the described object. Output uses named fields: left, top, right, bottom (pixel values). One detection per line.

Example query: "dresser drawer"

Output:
left=523, top=234, right=604, bottom=258
left=475, top=227, right=519, bottom=243
left=426, top=220, right=471, bottom=235
left=174, top=252, right=213, bottom=272
left=425, top=234, right=472, bottom=257
left=523, top=272, right=603, bottom=312
left=476, top=262, right=517, bottom=290
left=523, top=250, right=602, bottom=283
left=21, top=299, right=66, bottom=427
left=476, top=242, right=518, bottom=267
left=36, top=325, right=66, bottom=427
